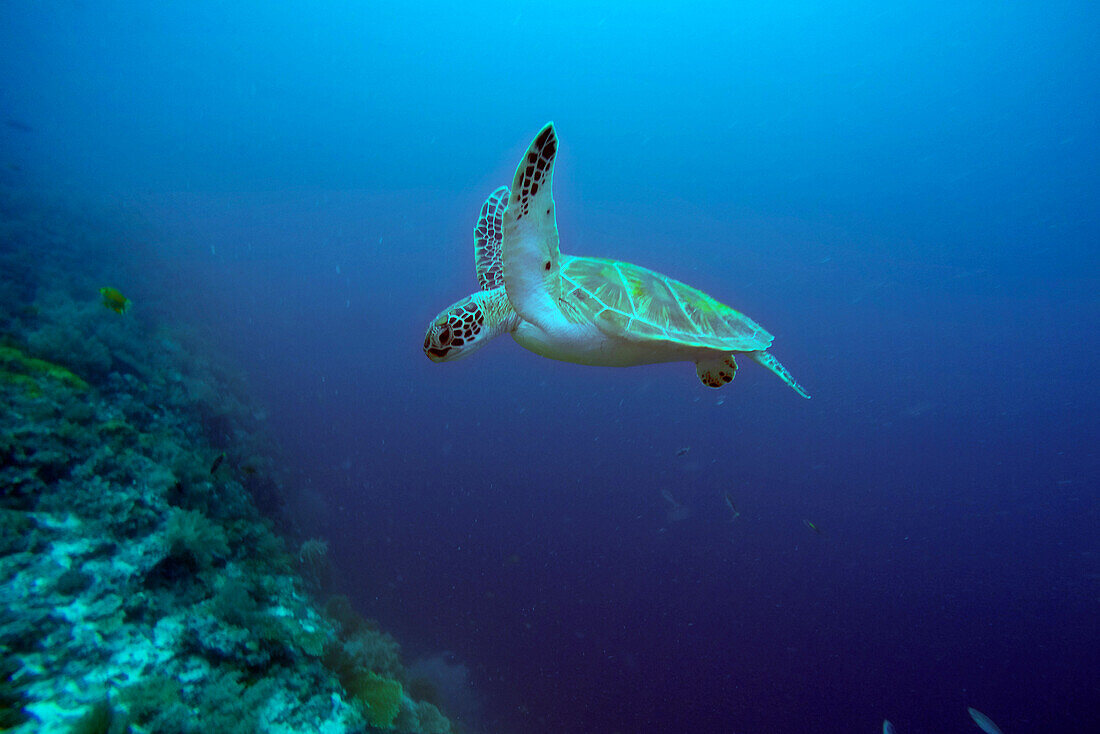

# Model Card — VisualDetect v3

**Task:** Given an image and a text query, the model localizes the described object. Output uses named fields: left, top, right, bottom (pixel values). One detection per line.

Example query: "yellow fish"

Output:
left=99, top=287, right=131, bottom=314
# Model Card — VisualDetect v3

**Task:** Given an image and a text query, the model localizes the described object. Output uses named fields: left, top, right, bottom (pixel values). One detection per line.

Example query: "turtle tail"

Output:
left=749, top=351, right=811, bottom=399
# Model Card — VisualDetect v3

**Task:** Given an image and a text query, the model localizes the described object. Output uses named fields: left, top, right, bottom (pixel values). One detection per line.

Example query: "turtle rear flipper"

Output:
left=696, top=355, right=738, bottom=388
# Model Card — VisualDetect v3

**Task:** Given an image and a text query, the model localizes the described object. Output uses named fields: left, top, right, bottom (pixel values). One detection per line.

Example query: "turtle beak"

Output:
left=425, top=346, right=450, bottom=362
left=423, top=334, right=449, bottom=362
left=423, top=327, right=454, bottom=362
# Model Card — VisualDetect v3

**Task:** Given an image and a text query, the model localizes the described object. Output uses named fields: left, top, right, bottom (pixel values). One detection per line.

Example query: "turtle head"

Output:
left=423, top=289, right=516, bottom=363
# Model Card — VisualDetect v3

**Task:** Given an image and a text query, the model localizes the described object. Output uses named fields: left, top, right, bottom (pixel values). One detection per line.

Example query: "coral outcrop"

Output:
left=0, top=189, right=454, bottom=733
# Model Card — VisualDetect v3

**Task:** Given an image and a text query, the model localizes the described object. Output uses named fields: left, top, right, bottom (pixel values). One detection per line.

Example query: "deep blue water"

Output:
left=2, top=2, right=1097, bottom=732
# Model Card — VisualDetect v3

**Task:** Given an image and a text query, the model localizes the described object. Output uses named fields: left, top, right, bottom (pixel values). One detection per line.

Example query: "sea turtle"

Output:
left=423, top=123, right=810, bottom=398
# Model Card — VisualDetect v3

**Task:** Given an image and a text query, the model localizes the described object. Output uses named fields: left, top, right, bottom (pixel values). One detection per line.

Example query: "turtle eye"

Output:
left=438, top=326, right=452, bottom=344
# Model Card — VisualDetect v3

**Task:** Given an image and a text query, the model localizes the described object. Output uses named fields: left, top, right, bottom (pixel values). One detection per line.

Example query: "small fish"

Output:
left=99, top=286, right=131, bottom=314
left=723, top=493, right=741, bottom=520
left=209, top=452, right=226, bottom=474
left=661, top=489, right=691, bottom=522
left=883, top=720, right=896, bottom=734
left=675, top=446, right=690, bottom=456
left=967, top=707, right=1003, bottom=734
left=802, top=519, right=823, bottom=535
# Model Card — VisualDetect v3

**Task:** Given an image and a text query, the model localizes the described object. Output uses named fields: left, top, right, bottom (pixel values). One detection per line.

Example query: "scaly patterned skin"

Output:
left=423, top=288, right=517, bottom=362
left=474, top=186, right=508, bottom=291
left=423, top=183, right=516, bottom=362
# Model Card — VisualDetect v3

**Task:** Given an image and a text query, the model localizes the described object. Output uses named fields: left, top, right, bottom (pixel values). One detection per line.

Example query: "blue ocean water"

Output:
left=2, top=2, right=1097, bottom=732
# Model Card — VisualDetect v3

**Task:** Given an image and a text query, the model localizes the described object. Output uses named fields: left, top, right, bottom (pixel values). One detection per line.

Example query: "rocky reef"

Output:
left=0, top=188, right=454, bottom=733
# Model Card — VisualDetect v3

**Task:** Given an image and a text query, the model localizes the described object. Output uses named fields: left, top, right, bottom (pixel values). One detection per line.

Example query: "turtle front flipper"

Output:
left=749, top=350, right=811, bottom=398
left=502, top=123, right=562, bottom=330
left=474, top=186, right=509, bottom=291
left=696, top=355, right=738, bottom=388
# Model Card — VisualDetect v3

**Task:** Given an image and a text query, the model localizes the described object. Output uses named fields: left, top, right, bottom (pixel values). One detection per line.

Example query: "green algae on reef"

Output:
left=0, top=343, right=89, bottom=393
